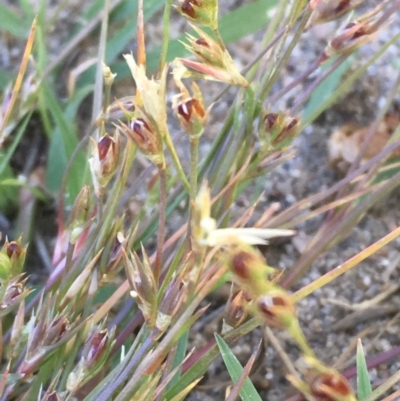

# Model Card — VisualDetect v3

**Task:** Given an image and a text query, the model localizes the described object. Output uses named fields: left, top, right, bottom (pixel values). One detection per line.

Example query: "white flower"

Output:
left=193, top=184, right=295, bottom=247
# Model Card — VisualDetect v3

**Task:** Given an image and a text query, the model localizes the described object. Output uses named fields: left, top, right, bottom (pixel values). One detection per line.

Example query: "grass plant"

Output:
left=1, top=0, right=400, bottom=400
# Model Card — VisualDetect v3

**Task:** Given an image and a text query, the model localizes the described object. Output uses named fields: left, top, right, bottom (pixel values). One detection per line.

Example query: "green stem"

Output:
left=164, top=132, right=190, bottom=192
left=189, top=137, right=199, bottom=210
left=159, top=0, right=174, bottom=73
left=212, top=28, right=227, bottom=51
left=186, top=136, right=199, bottom=248
left=154, top=165, right=167, bottom=281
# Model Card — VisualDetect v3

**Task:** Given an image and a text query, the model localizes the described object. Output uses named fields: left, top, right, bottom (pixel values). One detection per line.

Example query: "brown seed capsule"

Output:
left=181, top=0, right=196, bottom=18
left=312, top=371, right=354, bottom=400
left=131, top=118, right=151, bottom=141
left=44, top=316, right=70, bottom=346
left=6, top=242, right=23, bottom=259
left=231, top=251, right=253, bottom=280
left=84, top=329, right=110, bottom=366
left=178, top=98, right=205, bottom=122
left=98, top=135, right=113, bottom=161
left=225, top=290, right=248, bottom=329
left=254, top=290, right=297, bottom=329
left=173, top=81, right=208, bottom=138
left=2, top=284, right=23, bottom=307
left=264, top=113, right=278, bottom=130
left=196, top=38, right=209, bottom=47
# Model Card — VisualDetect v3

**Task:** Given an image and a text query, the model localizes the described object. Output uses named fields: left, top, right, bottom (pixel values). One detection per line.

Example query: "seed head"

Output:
left=255, top=290, right=296, bottom=329
left=288, top=356, right=357, bottom=401
left=321, top=13, right=390, bottom=62
left=174, top=25, right=248, bottom=87
left=172, top=80, right=209, bottom=138
left=1, top=237, right=27, bottom=277
left=124, top=248, right=158, bottom=328
left=227, top=245, right=278, bottom=297
left=223, top=290, right=248, bottom=331
left=176, top=0, right=218, bottom=29
left=309, top=0, right=365, bottom=25
left=260, top=111, right=300, bottom=150
left=89, top=132, right=121, bottom=196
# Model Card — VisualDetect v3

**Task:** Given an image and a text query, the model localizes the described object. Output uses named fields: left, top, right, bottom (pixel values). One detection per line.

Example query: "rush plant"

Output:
left=1, top=0, right=400, bottom=400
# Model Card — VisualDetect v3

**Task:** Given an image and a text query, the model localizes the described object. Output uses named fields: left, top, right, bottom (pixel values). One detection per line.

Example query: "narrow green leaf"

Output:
left=0, top=113, right=31, bottom=176
left=0, top=5, right=27, bottom=38
left=42, top=82, right=88, bottom=202
left=166, top=330, right=190, bottom=392
left=0, top=70, right=14, bottom=91
left=105, top=19, right=137, bottom=63
left=165, top=342, right=219, bottom=400
left=19, top=0, right=36, bottom=20
left=303, top=33, right=400, bottom=126
left=357, top=339, right=372, bottom=400
left=303, top=56, right=352, bottom=122
left=215, top=334, right=262, bottom=401
left=83, top=0, right=107, bottom=21
left=0, top=159, right=18, bottom=214
left=110, top=0, right=137, bottom=22
left=218, top=0, right=278, bottom=43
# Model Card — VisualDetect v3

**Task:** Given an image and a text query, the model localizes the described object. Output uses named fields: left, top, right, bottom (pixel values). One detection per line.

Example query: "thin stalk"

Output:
left=187, top=136, right=199, bottom=245
left=111, top=313, right=144, bottom=355
left=43, top=0, right=125, bottom=77
left=154, top=165, right=167, bottom=281
left=0, top=17, right=36, bottom=142
left=212, top=86, right=254, bottom=191
left=268, top=61, right=318, bottom=105
left=115, top=269, right=226, bottom=399
left=60, top=280, right=99, bottom=391
left=292, top=225, right=400, bottom=302
left=301, top=31, right=400, bottom=126
left=324, top=70, right=400, bottom=224
left=189, top=137, right=199, bottom=209
left=212, top=27, right=287, bottom=105
left=282, top=169, right=400, bottom=288
left=267, top=140, right=400, bottom=228
left=159, top=0, right=174, bottom=72
left=92, top=0, right=109, bottom=135
left=164, top=132, right=190, bottom=192
left=137, top=0, right=146, bottom=67
left=212, top=28, right=228, bottom=51
left=362, top=369, right=400, bottom=401
left=257, top=9, right=311, bottom=102
left=291, top=55, right=347, bottom=115
left=96, top=332, right=157, bottom=400
left=381, top=388, right=400, bottom=401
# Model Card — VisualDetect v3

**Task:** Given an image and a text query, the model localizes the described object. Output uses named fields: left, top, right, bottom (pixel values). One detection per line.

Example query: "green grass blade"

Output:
left=303, top=32, right=400, bottom=126
left=0, top=113, right=31, bottom=175
left=0, top=4, right=27, bottom=38
left=0, top=162, right=19, bottom=214
left=303, top=56, right=352, bottom=122
left=218, top=0, right=278, bottom=43
left=166, top=330, right=189, bottom=392
left=0, top=70, right=14, bottom=91
left=215, top=334, right=262, bottom=401
left=357, top=339, right=372, bottom=400
left=42, top=82, right=88, bottom=201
